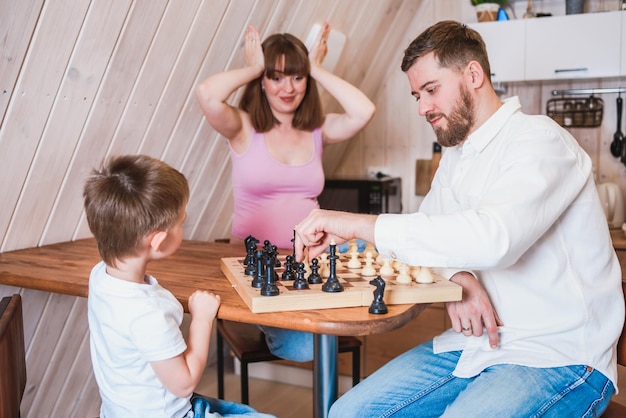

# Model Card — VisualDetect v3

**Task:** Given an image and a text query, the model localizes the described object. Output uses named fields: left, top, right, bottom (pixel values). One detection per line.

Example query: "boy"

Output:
left=83, top=154, right=273, bottom=417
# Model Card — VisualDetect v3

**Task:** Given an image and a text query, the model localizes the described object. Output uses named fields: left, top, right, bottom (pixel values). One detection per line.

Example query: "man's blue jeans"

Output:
left=329, top=341, right=614, bottom=417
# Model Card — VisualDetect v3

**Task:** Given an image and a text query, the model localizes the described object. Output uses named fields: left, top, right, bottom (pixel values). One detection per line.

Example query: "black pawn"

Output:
left=251, top=249, right=264, bottom=288
left=281, top=255, right=296, bottom=281
left=322, top=243, right=344, bottom=293
left=261, top=256, right=279, bottom=296
left=292, top=263, right=309, bottom=290
left=307, top=258, right=322, bottom=284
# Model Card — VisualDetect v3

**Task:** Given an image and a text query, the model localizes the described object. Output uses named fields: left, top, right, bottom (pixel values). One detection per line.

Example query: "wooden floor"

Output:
left=196, top=359, right=313, bottom=418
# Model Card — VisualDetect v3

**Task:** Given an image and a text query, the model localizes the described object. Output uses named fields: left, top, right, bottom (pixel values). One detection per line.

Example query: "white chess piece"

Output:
left=303, top=255, right=312, bottom=276
left=376, top=252, right=384, bottom=265
left=410, top=266, right=421, bottom=280
left=320, top=253, right=330, bottom=278
left=396, top=263, right=412, bottom=284
left=347, top=251, right=361, bottom=269
left=379, top=259, right=395, bottom=276
left=415, top=266, right=434, bottom=284
left=360, top=251, right=377, bottom=276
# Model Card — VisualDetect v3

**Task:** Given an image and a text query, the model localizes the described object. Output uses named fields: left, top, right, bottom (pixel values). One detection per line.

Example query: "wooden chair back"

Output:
left=0, top=294, right=27, bottom=418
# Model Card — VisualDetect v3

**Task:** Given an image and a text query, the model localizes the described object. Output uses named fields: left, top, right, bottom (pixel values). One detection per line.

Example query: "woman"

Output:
left=196, top=23, right=375, bottom=361
left=196, top=23, right=375, bottom=249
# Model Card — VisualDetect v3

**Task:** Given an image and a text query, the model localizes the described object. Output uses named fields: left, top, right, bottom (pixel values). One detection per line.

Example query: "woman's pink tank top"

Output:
left=230, top=128, right=324, bottom=249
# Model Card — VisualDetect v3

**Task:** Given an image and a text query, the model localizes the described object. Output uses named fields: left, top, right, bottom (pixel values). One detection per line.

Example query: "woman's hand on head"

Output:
left=309, top=22, right=330, bottom=70
left=244, top=25, right=264, bottom=75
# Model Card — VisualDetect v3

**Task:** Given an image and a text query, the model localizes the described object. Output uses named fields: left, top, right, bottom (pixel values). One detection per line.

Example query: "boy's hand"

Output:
left=188, top=290, right=221, bottom=320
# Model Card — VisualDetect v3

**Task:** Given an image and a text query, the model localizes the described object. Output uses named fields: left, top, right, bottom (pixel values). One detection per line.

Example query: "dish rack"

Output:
left=546, top=96, right=603, bottom=128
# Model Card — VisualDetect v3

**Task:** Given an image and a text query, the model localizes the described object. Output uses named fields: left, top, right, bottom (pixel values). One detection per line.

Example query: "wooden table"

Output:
left=0, top=238, right=428, bottom=418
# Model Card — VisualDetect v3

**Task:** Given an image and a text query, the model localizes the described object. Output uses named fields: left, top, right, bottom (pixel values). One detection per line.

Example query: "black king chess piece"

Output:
left=368, top=276, right=388, bottom=314
left=322, top=242, right=344, bottom=293
left=292, top=262, right=309, bottom=290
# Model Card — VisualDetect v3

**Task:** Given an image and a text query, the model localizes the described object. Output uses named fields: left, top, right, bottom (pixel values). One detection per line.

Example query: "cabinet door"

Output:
left=621, top=12, right=626, bottom=76
left=525, top=12, right=621, bottom=81
left=469, top=20, right=526, bottom=83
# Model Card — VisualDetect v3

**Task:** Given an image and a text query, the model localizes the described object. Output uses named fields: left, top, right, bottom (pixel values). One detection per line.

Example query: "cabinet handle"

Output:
left=554, top=68, right=588, bottom=74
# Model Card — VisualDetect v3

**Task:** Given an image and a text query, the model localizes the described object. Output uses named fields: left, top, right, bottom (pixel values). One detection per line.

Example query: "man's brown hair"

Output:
left=401, top=20, right=492, bottom=85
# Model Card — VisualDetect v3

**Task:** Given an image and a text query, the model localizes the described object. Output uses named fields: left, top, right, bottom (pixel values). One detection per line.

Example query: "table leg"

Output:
left=313, top=333, right=338, bottom=418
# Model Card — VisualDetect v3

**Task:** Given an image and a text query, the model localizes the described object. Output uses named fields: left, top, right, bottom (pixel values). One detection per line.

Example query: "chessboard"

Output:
left=220, top=251, right=462, bottom=314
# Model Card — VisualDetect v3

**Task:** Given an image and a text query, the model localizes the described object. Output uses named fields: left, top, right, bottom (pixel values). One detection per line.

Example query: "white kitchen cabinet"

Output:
left=469, top=19, right=526, bottom=83
left=470, top=11, right=623, bottom=82
left=621, top=11, right=626, bottom=76
left=525, top=11, right=622, bottom=81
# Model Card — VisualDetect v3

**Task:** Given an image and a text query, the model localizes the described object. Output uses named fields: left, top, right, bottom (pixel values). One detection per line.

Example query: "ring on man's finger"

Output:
left=462, top=326, right=471, bottom=332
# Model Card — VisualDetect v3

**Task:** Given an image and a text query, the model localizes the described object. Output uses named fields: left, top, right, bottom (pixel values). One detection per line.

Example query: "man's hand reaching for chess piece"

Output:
left=294, top=209, right=377, bottom=262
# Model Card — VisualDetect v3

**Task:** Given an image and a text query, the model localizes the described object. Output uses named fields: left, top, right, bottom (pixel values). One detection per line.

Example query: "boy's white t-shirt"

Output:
left=88, top=261, right=190, bottom=418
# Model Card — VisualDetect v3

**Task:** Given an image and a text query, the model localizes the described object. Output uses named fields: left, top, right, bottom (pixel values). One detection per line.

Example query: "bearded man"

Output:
left=293, top=20, right=624, bottom=417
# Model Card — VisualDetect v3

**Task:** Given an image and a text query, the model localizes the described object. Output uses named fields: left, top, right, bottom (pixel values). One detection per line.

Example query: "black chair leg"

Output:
left=241, top=361, right=250, bottom=405
left=351, top=347, right=360, bottom=387
left=217, top=328, right=225, bottom=399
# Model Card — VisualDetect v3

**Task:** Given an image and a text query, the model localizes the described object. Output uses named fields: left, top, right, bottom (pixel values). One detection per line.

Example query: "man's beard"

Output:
left=429, top=86, right=475, bottom=148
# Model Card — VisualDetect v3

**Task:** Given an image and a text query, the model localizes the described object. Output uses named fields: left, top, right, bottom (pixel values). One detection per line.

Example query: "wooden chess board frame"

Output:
left=220, top=255, right=462, bottom=313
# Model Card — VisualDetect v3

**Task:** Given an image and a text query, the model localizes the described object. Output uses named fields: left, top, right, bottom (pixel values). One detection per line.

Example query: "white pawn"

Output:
left=376, top=252, right=384, bottom=265
left=320, top=253, right=330, bottom=278
left=347, top=251, right=361, bottom=269
left=410, top=266, right=421, bottom=280
left=379, top=259, right=395, bottom=276
left=396, top=263, right=412, bottom=284
left=303, top=255, right=312, bottom=276
left=415, top=266, right=434, bottom=284
left=360, top=251, right=377, bottom=276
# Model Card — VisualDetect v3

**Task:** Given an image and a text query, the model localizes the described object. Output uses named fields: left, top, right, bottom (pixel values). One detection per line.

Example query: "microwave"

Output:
left=318, top=176, right=402, bottom=214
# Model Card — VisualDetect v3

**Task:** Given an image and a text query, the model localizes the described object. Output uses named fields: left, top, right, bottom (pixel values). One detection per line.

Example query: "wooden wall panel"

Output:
left=0, top=0, right=92, bottom=251
left=42, top=0, right=170, bottom=245
left=5, top=0, right=133, bottom=251
left=0, top=0, right=44, bottom=126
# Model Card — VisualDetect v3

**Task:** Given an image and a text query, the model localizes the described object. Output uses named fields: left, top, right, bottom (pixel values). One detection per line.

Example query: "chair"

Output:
left=602, top=279, right=626, bottom=417
left=0, top=294, right=27, bottom=418
left=216, top=320, right=362, bottom=405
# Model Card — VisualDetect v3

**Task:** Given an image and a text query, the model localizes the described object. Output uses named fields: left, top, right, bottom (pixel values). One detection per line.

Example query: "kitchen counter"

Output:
left=611, top=229, right=626, bottom=277
left=612, top=228, right=626, bottom=250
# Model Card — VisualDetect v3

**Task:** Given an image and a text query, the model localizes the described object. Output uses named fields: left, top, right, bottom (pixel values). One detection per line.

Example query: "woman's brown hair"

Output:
left=239, top=33, right=324, bottom=132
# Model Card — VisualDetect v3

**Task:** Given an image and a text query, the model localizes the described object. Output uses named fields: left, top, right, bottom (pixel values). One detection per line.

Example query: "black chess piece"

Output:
left=368, top=276, right=388, bottom=314
left=307, top=258, right=322, bottom=284
left=272, top=245, right=281, bottom=267
left=281, top=255, right=296, bottom=281
left=244, top=237, right=259, bottom=276
left=261, top=255, right=279, bottom=296
left=251, top=249, right=264, bottom=288
left=322, top=243, right=344, bottom=293
left=292, top=262, right=309, bottom=290
left=243, top=235, right=259, bottom=267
